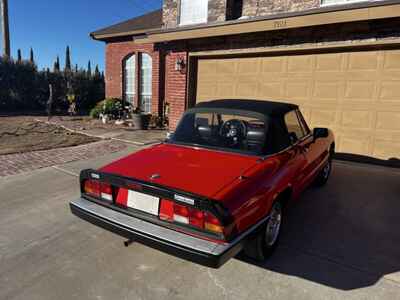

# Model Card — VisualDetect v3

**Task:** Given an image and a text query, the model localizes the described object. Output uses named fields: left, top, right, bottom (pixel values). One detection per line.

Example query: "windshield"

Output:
left=169, top=111, right=267, bottom=155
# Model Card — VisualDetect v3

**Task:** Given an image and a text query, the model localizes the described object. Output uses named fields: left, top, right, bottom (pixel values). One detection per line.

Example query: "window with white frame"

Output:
left=140, top=53, right=152, bottom=114
left=321, top=0, right=367, bottom=6
left=179, top=0, right=208, bottom=26
left=124, top=54, right=136, bottom=104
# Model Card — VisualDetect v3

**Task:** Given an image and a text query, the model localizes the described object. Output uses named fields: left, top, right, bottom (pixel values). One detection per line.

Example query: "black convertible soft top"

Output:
left=195, top=99, right=298, bottom=117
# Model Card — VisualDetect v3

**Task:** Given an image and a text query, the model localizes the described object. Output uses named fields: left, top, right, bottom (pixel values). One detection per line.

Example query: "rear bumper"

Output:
left=70, top=198, right=243, bottom=268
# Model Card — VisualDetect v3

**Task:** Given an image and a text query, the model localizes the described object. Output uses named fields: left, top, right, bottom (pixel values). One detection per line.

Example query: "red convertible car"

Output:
left=70, top=99, right=334, bottom=268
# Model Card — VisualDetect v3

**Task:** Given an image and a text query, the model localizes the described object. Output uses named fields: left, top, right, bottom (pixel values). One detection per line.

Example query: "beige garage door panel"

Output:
left=196, top=50, right=400, bottom=160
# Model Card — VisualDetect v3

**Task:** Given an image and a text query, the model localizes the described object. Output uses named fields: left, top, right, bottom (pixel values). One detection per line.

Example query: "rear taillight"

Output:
left=83, top=180, right=113, bottom=202
left=100, top=183, right=113, bottom=202
left=84, top=179, right=100, bottom=197
left=204, top=213, right=224, bottom=234
left=159, top=199, right=223, bottom=235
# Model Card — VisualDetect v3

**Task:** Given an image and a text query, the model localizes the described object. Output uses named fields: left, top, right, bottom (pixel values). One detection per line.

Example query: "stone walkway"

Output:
left=0, top=140, right=127, bottom=177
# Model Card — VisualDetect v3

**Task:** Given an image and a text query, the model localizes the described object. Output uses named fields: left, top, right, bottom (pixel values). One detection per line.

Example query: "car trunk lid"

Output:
left=99, top=143, right=260, bottom=199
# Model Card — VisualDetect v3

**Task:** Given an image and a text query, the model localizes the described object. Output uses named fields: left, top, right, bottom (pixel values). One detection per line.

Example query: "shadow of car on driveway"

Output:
left=236, top=161, right=400, bottom=290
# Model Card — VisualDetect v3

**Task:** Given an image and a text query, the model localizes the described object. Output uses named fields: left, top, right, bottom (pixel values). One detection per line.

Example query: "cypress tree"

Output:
left=54, top=56, right=60, bottom=72
left=94, top=64, right=100, bottom=77
left=87, top=60, right=92, bottom=76
left=17, top=49, right=22, bottom=62
left=65, top=46, right=71, bottom=72
left=29, top=47, right=34, bottom=65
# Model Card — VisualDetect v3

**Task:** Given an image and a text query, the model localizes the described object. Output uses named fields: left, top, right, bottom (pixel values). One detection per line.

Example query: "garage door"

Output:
left=196, top=49, right=400, bottom=160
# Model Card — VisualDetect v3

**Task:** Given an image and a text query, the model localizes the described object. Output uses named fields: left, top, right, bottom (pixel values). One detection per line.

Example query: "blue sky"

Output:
left=0, top=0, right=162, bottom=71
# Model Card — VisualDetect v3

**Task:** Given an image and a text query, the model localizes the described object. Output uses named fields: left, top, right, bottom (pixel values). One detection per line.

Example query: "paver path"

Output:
left=0, top=140, right=127, bottom=177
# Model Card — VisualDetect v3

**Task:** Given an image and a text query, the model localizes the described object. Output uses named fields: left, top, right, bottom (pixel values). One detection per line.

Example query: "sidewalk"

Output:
left=0, top=140, right=127, bottom=177
left=0, top=117, right=167, bottom=177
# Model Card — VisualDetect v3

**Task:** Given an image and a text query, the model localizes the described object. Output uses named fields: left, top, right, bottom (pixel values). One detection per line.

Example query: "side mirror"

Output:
left=313, top=127, right=329, bottom=141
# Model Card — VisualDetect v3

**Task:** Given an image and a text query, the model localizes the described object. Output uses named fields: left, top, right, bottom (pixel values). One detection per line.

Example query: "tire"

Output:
left=243, top=201, right=283, bottom=261
left=314, top=147, right=334, bottom=187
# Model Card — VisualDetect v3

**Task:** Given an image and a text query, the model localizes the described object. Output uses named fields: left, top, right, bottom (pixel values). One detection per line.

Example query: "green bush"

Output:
left=90, top=98, right=124, bottom=119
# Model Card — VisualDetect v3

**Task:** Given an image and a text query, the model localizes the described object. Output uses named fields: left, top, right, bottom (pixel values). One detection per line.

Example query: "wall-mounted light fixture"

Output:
left=175, top=57, right=186, bottom=73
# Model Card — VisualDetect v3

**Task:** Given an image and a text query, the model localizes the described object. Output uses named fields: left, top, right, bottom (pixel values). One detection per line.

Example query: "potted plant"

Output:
left=127, top=106, right=152, bottom=130
left=90, top=98, right=124, bottom=123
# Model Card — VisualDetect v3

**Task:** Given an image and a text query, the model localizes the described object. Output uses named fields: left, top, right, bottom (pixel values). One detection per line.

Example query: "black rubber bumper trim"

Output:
left=70, top=202, right=243, bottom=268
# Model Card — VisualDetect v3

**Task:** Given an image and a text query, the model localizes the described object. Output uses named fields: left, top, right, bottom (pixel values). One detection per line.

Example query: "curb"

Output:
left=34, top=118, right=110, bottom=140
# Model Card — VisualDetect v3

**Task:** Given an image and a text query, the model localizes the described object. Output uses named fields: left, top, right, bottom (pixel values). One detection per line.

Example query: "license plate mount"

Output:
left=127, top=190, right=160, bottom=215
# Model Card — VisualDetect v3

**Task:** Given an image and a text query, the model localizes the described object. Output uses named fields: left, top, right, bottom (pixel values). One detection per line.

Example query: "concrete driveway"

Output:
left=0, top=147, right=399, bottom=300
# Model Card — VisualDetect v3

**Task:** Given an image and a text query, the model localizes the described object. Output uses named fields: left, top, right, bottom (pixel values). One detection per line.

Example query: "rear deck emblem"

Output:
left=150, top=173, right=160, bottom=180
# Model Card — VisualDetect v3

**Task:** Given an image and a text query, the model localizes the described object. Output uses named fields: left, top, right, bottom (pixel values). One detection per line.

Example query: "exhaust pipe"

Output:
left=124, top=239, right=135, bottom=247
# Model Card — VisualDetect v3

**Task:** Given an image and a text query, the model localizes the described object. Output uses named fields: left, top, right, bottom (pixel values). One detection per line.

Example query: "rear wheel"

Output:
left=244, top=201, right=283, bottom=261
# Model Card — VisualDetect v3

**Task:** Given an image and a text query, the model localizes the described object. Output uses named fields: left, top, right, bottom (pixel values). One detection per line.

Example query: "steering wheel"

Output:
left=219, top=119, right=247, bottom=146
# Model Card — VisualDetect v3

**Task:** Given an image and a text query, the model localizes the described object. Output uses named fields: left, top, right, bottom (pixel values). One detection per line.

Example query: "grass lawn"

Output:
left=0, top=117, right=100, bottom=155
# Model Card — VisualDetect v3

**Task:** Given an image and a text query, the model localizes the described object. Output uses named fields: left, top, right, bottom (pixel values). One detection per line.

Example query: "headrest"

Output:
left=246, top=128, right=264, bottom=143
left=195, top=117, right=212, bottom=138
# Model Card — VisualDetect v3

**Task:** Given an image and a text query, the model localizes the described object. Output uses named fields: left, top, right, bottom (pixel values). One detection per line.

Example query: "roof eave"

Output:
left=90, top=27, right=161, bottom=42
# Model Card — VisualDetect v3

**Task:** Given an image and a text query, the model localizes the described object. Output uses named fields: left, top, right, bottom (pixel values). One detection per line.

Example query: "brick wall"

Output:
left=162, top=0, right=228, bottom=29
left=208, top=0, right=228, bottom=23
left=164, top=51, right=188, bottom=130
left=163, top=0, right=179, bottom=28
left=242, top=0, right=319, bottom=17
left=105, top=42, right=160, bottom=115
left=162, top=0, right=324, bottom=28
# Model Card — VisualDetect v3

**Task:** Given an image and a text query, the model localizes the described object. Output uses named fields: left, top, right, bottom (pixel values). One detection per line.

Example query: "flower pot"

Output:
left=141, top=114, right=152, bottom=130
left=130, top=114, right=143, bottom=129
left=130, top=113, right=152, bottom=130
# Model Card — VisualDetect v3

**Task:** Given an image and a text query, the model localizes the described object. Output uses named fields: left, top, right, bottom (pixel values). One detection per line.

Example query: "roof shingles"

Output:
left=91, top=9, right=162, bottom=40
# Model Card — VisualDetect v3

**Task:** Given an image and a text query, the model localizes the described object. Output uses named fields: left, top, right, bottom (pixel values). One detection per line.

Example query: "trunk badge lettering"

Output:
left=174, top=194, right=195, bottom=205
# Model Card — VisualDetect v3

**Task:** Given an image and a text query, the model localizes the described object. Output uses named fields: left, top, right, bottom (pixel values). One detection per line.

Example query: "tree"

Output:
left=1, top=0, right=10, bottom=58
left=65, top=46, right=71, bottom=72
left=29, top=48, right=35, bottom=65
left=75, top=64, right=78, bottom=73
left=87, top=60, right=92, bottom=76
left=17, top=49, right=22, bottom=62
left=53, top=56, right=60, bottom=72
left=94, top=65, right=100, bottom=78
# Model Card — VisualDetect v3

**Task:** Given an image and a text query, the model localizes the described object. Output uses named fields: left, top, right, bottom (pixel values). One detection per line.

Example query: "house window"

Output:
left=321, top=0, right=367, bottom=6
left=226, top=0, right=243, bottom=20
left=180, top=0, right=208, bottom=26
left=123, top=52, right=153, bottom=113
left=124, top=54, right=136, bottom=104
left=140, top=53, right=152, bottom=114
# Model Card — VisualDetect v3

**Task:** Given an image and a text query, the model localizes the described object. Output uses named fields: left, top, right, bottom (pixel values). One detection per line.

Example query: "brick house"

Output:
left=91, top=0, right=400, bottom=160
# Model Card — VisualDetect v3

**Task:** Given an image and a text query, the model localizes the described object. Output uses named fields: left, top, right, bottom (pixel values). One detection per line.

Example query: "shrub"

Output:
left=0, top=56, right=105, bottom=113
left=89, top=98, right=124, bottom=119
